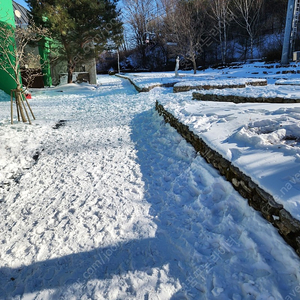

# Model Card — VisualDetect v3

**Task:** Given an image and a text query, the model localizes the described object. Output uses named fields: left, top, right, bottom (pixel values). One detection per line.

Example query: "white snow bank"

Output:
left=193, top=84, right=300, bottom=99
left=157, top=89, right=300, bottom=220
left=276, top=79, right=300, bottom=85
left=174, top=78, right=266, bottom=88
left=49, top=82, right=99, bottom=93
left=120, top=72, right=216, bottom=90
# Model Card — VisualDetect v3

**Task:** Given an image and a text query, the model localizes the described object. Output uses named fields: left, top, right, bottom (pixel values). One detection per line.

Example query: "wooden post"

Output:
left=16, top=90, right=27, bottom=123
left=16, top=93, right=20, bottom=121
left=25, top=97, right=35, bottom=120
left=21, top=95, right=31, bottom=125
left=10, top=89, right=36, bottom=124
left=21, top=92, right=35, bottom=120
left=10, top=90, right=13, bottom=124
left=11, top=89, right=27, bottom=123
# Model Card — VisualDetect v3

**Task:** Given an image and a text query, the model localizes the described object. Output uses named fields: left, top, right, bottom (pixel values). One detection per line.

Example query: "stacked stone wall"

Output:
left=156, top=101, right=300, bottom=256
left=192, top=92, right=300, bottom=103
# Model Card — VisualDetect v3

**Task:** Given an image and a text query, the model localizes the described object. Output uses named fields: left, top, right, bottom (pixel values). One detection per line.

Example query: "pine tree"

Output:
left=26, top=0, right=123, bottom=83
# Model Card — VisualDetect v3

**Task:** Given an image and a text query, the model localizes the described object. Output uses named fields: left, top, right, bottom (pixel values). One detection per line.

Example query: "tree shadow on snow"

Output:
left=0, top=108, right=200, bottom=299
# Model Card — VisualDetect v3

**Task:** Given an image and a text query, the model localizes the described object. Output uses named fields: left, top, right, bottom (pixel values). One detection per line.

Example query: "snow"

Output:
left=191, top=84, right=300, bottom=99
left=0, top=89, right=10, bottom=102
left=174, top=78, right=267, bottom=88
left=121, top=63, right=300, bottom=219
left=120, top=71, right=215, bottom=90
left=276, top=79, right=300, bottom=85
left=1, top=74, right=300, bottom=299
left=156, top=89, right=300, bottom=219
left=121, top=61, right=300, bottom=86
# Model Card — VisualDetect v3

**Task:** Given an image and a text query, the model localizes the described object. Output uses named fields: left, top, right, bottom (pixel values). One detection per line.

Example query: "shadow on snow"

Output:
left=0, top=108, right=200, bottom=299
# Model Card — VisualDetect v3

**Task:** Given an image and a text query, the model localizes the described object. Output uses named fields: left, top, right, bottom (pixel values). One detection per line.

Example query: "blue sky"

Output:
left=15, top=0, right=29, bottom=9
left=15, top=0, right=125, bottom=12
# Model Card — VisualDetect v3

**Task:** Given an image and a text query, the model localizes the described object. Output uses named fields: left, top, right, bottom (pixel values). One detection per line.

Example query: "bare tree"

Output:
left=0, top=22, right=50, bottom=90
left=123, top=0, right=161, bottom=67
left=0, top=20, right=50, bottom=122
left=163, top=0, right=210, bottom=74
left=232, top=0, right=263, bottom=59
left=21, top=51, right=46, bottom=89
left=210, top=0, right=232, bottom=64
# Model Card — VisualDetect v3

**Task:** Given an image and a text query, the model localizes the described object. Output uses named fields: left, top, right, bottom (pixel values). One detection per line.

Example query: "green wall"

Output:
left=0, top=0, right=18, bottom=95
left=39, top=38, right=52, bottom=87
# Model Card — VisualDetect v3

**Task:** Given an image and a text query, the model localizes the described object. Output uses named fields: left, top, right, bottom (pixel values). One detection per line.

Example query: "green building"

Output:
left=0, top=0, right=53, bottom=96
left=12, top=1, right=53, bottom=88
left=39, top=37, right=52, bottom=87
left=0, top=0, right=18, bottom=95
left=0, top=1, right=96, bottom=93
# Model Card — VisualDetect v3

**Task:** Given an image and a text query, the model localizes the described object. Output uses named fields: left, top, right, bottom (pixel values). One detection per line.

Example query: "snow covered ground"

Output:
left=120, top=61, right=300, bottom=88
left=1, top=75, right=300, bottom=299
left=158, top=90, right=300, bottom=220
left=122, top=64, right=300, bottom=220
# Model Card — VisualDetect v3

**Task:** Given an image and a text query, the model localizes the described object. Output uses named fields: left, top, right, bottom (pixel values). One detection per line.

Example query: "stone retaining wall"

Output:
left=117, top=74, right=269, bottom=95
left=156, top=100, right=300, bottom=256
left=174, top=79, right=267, bottom=93
left=116, top=74, right=176, bottom=92
left=192, top=92, right=300, bottom=103
left=116, top=74, right=148, bottom=92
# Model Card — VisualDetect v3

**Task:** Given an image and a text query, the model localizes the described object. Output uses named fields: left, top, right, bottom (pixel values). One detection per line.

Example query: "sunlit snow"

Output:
left=0, top=74, right=300, bottom=299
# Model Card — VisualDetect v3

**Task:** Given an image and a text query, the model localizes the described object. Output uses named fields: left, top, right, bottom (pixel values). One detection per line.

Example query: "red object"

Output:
left=26, top=94, right=32, bottom=99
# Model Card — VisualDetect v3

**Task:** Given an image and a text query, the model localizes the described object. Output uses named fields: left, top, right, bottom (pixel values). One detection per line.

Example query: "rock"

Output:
left=278, top=209, right=300, bottom=234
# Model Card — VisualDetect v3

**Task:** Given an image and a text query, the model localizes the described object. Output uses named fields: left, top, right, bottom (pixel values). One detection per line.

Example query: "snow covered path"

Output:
left=1, top=76, right=300, bottom=299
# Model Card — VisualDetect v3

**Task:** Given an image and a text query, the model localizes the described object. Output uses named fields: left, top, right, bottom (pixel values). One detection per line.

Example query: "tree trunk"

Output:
left=68, top=71, right=73, bottom=84
left=222, top=12, right=227, bottom=64
left=218, top=18, right=224, bottom=64
left=192, top=57, right=197, bottom=74
left=16, top=89, right=27, bottom=123
left=142, top=46, right=147, bottom=69
left=68, top=59, right=75, bottom=84
left=250, top=34, right=254, bottom=59
left=223, top=22, right=227, bottom=64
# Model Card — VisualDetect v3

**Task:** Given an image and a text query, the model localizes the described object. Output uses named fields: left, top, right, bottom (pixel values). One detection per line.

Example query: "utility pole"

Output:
left=117, top=49, right=120, bottom=74
left=281, top=0, right=299, bottom=64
